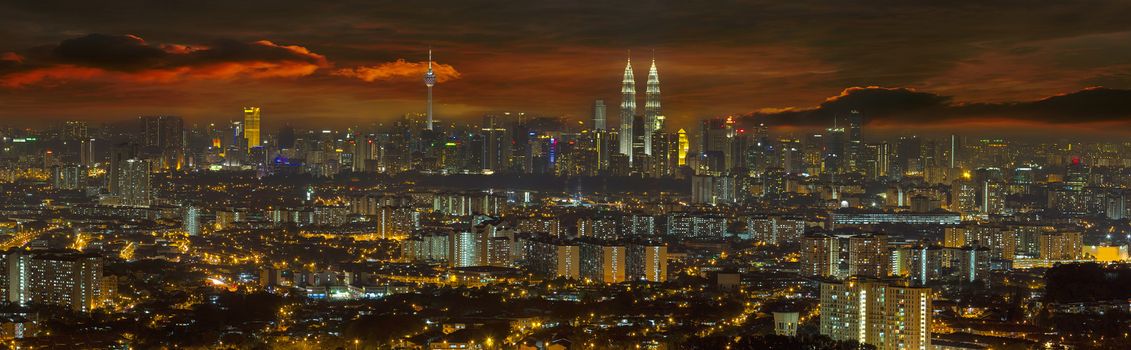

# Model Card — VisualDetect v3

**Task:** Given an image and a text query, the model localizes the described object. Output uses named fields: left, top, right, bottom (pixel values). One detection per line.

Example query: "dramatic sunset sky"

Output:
left=2, top=1, right=1131, bottom=135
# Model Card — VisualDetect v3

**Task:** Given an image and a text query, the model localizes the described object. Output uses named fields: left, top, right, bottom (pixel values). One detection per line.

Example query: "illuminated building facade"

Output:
left=0, top=250, right=107, bottom=312
left=643, top=55, right=662, bottom=154
left=618, top=55, right=636, bottom=160
left=243, top=107, right=261, bottom=149
left=820, top=279, right=931, bottom=350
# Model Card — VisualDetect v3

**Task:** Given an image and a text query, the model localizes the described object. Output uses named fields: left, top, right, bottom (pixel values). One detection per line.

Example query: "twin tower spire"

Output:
left=619, top=50, right=663, bottom=161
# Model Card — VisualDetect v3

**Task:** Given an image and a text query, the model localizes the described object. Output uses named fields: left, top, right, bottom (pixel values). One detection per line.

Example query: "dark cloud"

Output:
left=743, top=87, right=1131, bottom=127
left=0, top=34, right=330, bottom=87
left=51, top=34, right=167, bottom=70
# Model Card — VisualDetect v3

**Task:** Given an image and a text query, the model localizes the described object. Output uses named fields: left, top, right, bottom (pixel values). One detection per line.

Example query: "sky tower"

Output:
left=423, top=49, right=436, bottom=130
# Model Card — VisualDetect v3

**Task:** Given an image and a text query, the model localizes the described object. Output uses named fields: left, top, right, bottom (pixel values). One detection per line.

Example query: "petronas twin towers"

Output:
left=618, top=52, right=663, bottom=161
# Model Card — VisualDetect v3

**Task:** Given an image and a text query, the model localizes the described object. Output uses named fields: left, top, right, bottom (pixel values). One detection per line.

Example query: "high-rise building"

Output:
left=480, top=115, right=510, bottom=171
left=677, top=128, right=689, bottom=166
left=114, top=159, right=151, bottom=207
left=0, top=249, right=107, bottom=312
left=448, top=231, right=479, bottom=268
left=847, top=234, right=889, bottom=278
left=799, top=234, right=840, bottom=277
left=184, top=206, right=201, bottom=236
left=108, top=142, right=138, bottom=194
left=643, top=54, right=662, bottom=155
left=63, top=121, right=88, bottom=140
left=700, top=117, right=737, bottom=172
left=627, top=243, right=667, bottom=282
left=618, top=55, right=636, bottom=160
left=592, top=99, right=607, bottom=131
left=140, top=115, right=184, bottom=170
left=1039, top=231, right=1083, bottom=261
left=527, top=239, right=581, bottom=279
left=846, top=111, right=863, bottom=172
left=691, top=175, right=736, bottom=205
left=423, top=49, right=436, bottom=131
left=243, top=107, right=261, bottom=149
left=820, top=279, right=931, bottom=350
left=580, top=241, right=627, bottom=283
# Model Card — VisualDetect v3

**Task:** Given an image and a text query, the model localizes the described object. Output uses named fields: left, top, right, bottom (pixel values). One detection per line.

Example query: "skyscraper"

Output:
left=423, top=49, right=436, bottom=131
left=140, top=116, right=185, bottom=170
left=592, top=99, right=606, bottom=130
left=619, top=54, right=636, bottom=161
left=115, top=159, right=151, bottom=207
left=846, top=110, right=863, bottom=172
left=243, top=107, right=261, bottom=149
left=644, top=54, right=662, bottom=155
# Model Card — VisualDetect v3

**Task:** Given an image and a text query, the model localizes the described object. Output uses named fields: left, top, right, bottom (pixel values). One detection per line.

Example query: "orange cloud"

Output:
left=0, top=34, right=329, bottom=88
left=0, top=65, right=105, bottom=88
left=333, top=59, right=460, bottom=83
left=1, top=52, right=23, bottom=63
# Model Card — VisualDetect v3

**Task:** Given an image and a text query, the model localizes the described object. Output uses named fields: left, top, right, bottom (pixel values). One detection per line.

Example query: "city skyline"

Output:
left=2, top=1, right=1131, bottom=136
left=4, top=2, right=1131, bottom=349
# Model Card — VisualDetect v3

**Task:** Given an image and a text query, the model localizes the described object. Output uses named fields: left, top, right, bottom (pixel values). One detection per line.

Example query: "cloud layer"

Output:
left=333, top=59, right=460, bottom=83
left=0, top=34, right=329, bottom=87
left=743, top=87, right=1131, bottom=128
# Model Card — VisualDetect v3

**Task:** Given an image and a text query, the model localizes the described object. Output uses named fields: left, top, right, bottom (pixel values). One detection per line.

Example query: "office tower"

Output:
left=846, top=111, right=863, bottom=172
left=820, top=279, right=931, bottom=350
left=79, top=138, right=95, bottom=167
left=140, top=115, right=185, bottom=170
left=619, top=55, right=636, bottom=160
left=243, top=107, right=261, bottom=149
left=580, top=241, right=627, bottom=283
left=480, top=115, right=510, bottom=171
left=592, top=99, right=607, bottom=130
left=677, top=128, right=689, bottom=166
left=649, top=131, right=679, bottom=177
left=184, top=206, right=201, bottom=236
left=423, top=49, right=436, bottom=131
left=627, top=243, right=667, bottom=282
left=824, top=124, right=847, bottom=174
left=643, top=54, right=662, bottom=154
left=278, top=125, right=296, bottom=149
left=115, top=159, right=152, bottom=207
left=108, top=143, right=139, bottom=194
left=0, top=250, right=106, bottom=312
left=894, top=136, right=922, bottom=176
left=700, top=117, right=736, bottom=172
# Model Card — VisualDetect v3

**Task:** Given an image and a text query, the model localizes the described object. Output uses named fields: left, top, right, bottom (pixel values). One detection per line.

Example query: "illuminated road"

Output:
left=0, top=225, right=59, bottom=250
